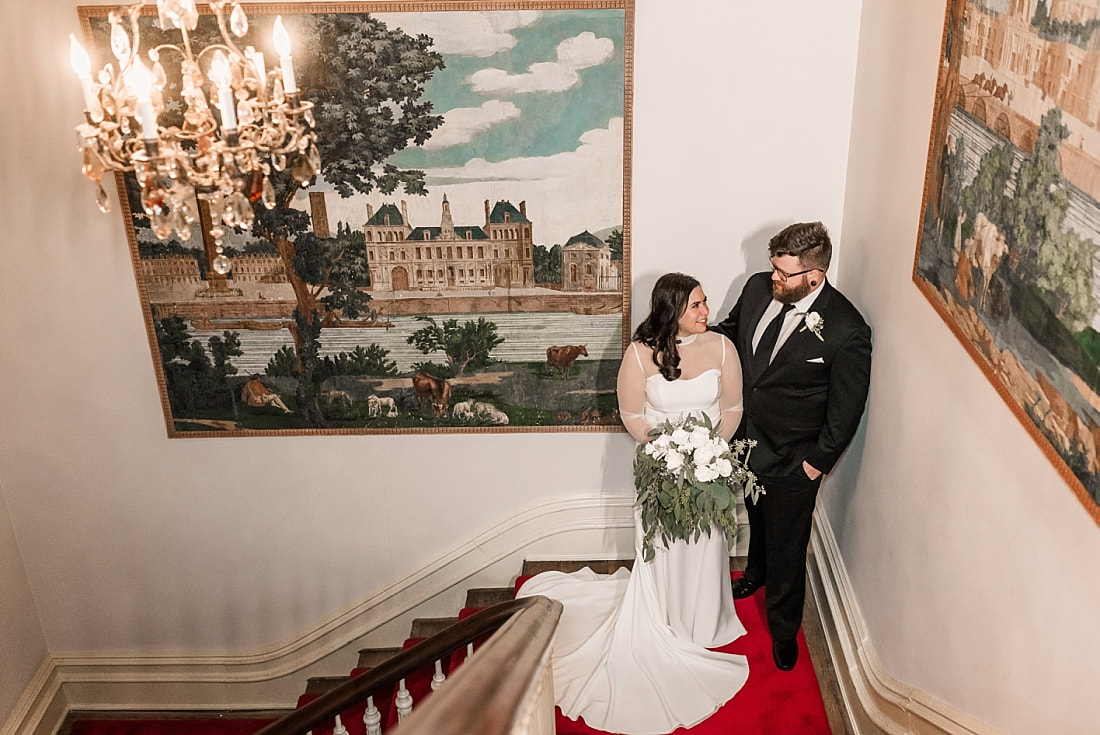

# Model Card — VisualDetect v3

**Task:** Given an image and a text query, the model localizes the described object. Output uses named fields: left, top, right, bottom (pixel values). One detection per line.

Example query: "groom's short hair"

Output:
left=768, top=221, right=832, bottom=272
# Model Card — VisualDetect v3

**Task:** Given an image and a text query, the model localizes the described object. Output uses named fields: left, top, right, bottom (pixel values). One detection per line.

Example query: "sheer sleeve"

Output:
left=717, top=335, right=743, bottom=441
left=617, top=342, right=653, bottom=443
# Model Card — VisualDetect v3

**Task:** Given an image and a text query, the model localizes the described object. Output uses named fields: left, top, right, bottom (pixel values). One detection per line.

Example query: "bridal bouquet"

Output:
left=634, top=414, right=764, bottom=562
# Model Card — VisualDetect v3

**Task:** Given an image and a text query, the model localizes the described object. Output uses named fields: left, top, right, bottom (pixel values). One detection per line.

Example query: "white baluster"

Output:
left=395, top=677, right=414, bottom=721
left=431, top=659, right=446, bottom=691
left=363, top=695, right=382, bottom=735
left=333, top=714, right=348, bottom=735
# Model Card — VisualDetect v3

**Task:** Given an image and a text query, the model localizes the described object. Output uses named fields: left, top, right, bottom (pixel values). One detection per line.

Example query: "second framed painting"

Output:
left=78, top=0, right=634, bottom=436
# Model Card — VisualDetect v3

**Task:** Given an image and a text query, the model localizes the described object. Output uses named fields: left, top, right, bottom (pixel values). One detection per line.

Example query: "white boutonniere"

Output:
left=800, top=311, right=824, bottom=341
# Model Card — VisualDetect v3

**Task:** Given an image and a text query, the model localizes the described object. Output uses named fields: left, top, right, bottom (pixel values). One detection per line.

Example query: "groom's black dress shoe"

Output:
left=731, top=576, right=763, bottom=599
left=773, top=638, right=798, bottom=671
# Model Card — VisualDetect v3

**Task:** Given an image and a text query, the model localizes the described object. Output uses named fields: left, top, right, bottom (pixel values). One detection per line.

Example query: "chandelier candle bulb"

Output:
left=69, top=35, right=103, bottom=122
left=246, top=46, right=266, bottom=96
left=128, top=59, right=158, bottom=141
left=272, top=16, right=297, bottom=95
left=209, top=50, right=237, bottom=132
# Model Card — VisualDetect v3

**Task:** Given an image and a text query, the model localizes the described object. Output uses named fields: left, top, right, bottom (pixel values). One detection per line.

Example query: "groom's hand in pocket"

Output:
left=801, top=460, right=822, bottom=481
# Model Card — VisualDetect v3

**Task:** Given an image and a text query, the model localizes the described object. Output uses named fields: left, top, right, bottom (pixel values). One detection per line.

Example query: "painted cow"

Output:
left=546, top=344, right=588, bottom=378
left=412, top=372, right=451, bottom=417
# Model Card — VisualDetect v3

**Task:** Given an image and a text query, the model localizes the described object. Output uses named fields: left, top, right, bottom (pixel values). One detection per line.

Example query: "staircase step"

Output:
left=464, top=586, right=515, bottom=608
left=410, top=616, right=459, bottom=638
left=521, top=559, right=634, bottom=576
left=356, top=646, right=403, bottom=669
left=521, top=557, right=745, bottom=577
left=303, top=676, right=348, bottom=695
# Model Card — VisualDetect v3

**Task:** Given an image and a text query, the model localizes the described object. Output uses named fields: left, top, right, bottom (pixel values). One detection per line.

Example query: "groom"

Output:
left=714, top=221, right=871, bottom=671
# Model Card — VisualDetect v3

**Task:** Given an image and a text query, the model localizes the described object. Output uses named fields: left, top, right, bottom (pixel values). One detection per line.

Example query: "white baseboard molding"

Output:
left=1, top=658, right=62, bottom=735
left=809, top=509, right=1002, bottom=735
left=5, top=492, right=641, bottom=735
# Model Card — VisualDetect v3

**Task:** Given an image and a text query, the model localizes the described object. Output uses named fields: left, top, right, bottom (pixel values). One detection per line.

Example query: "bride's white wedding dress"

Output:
left=517, top=332, right=748, bottom=735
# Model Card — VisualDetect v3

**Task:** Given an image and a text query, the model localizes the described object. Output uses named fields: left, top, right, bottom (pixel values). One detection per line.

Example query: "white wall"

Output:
left=0, top=486, right=48, bottom=728
left=633, top=3, right=861, bottom=320
left=0, top=1, right=61, bottom=723
left=832, top=1, right=1100, bottom=733
left=0, top=0, right=859, bottom=687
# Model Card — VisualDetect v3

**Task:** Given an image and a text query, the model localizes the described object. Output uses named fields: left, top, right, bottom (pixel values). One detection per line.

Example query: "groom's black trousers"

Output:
left=744, top=469, right=822, bottom=642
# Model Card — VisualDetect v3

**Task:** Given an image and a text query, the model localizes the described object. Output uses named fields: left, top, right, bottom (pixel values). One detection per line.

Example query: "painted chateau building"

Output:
left=563, top=230, right=621, bottom=292
left=364, top=196, right=535, bottom=293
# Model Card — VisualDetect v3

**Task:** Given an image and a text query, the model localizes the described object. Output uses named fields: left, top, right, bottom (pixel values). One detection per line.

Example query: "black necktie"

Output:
left=751, top=303, right=794, bottom=377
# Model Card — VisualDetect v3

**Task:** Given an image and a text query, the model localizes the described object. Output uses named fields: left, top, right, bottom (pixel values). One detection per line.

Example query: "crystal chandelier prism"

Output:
left=71, top=0, right=320, bottom=275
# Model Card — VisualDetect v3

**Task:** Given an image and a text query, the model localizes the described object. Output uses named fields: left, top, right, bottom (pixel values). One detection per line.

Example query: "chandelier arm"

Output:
left=177, top=21, right=195, bottom=62
left=194, top=43, right=239, bottom=70
left=146, top=42, right=197, bottom=64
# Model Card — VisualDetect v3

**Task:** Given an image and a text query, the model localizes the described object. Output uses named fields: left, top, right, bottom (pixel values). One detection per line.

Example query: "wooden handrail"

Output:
left=393, top=594, right=561, bottom=734
left=252, top=595, right=562, bottom=735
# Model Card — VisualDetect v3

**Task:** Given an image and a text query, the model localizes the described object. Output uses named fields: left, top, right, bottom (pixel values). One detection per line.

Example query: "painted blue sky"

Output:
left=305, top=8, right=628, bottom=248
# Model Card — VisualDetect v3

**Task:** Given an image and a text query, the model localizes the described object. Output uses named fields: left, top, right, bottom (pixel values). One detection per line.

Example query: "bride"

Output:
left=517, top=273, right=748, bottom=735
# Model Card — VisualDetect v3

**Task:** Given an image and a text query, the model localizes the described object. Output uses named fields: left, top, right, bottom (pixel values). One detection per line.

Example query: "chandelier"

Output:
left=70, top=0, right=320, bottom=275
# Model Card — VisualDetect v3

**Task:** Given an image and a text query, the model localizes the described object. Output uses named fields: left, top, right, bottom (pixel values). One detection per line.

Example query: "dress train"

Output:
left=517, top=513, right=748, bottom=735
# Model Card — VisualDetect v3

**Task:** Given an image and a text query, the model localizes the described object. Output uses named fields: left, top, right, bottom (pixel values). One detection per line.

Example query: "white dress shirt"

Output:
left=751, top=279, right=826, bottom=364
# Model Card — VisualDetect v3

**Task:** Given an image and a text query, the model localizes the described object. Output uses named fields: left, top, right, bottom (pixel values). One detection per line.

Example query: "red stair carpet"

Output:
left=68, top=720, right=276, bottom=735
left=68, top=573, right=829, bottom=735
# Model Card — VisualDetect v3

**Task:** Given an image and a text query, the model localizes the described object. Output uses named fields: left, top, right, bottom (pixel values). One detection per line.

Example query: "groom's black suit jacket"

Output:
left=714, top=272, right=872, bottom=478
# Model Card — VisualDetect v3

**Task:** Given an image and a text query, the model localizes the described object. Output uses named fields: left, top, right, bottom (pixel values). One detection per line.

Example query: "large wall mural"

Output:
left=914, top=0, right=1100, bottom=523
left=78, top=1, right=633, bottom=436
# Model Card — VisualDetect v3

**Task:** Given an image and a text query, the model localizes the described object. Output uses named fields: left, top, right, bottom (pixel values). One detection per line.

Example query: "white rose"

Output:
left=689, top=427, right=710, bottom=448
left=715, top=457, right=733, bottom=477
left=655, top=434, right=672, bottom=448
left=694, top=464, right=718, bottom=483
left=693, top=447, right=715, bottom=466
left=665, top=449, right=684, bottom=471
left=670, top=428, right=690, bottom=447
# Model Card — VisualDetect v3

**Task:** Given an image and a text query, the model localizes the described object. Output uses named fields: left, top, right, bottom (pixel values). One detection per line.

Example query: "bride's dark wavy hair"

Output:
left=632, top=272, right=700, bottom=382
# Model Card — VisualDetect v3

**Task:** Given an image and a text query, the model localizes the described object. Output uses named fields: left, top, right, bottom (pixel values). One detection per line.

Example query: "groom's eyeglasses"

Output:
left=770, top=262, right=820, bottom=282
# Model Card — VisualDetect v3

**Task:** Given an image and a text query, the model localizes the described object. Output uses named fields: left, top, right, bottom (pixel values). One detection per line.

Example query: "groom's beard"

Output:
left=772, top=278, right=814, bottom=304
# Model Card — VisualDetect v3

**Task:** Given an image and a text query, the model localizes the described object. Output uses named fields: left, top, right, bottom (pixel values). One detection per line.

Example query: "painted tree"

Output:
left=250, top=12, right=445, bottom=425
left=960, top=108, right=1098, bottom=330
left=155, top=317, right=243, bottom=414
left=1009, top=108, right=1097, bottom=330
left=533, top=243, right=563, bottom=283
left=407, top=316, right=505, bottom=376
left=606, top=229, right=623, bottom=261
left=960, top=141, right=1014, bottom=228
